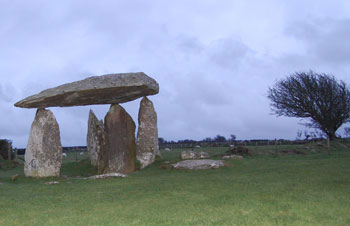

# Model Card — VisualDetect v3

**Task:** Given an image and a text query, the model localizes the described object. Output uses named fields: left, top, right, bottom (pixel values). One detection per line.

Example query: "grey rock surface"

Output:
left=44, top=181, right=60, bottom=185
left=222, top=154, right=243, bottom=160
left=87, top=109, right=104, bottom=167
left=88, top=173, right=127, bottom=179
left=180, top=150, right=196, bottom=160
left=24, top=109, right=62, bottom=177
left=102, top=104, right=136, bottom=174
left=172, top=160, right=224, bottom=170
left=180, top=150, right=210, bottom=160
left=136, top=97, right=159, bottom=169
left=15, top=72, right=159, bottom=108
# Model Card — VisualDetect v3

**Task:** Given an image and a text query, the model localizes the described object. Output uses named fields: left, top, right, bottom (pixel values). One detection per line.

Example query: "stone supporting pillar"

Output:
left=24, top=109, right=62, bottom=177
left=136, top=97, right=160, bottom=169
left=102, top=104, right=136, bottom=174
left=87, top=109, right=104, bottom=168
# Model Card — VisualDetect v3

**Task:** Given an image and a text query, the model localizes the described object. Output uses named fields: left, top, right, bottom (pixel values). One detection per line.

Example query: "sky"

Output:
left=1, top=0, right=350, bottom=148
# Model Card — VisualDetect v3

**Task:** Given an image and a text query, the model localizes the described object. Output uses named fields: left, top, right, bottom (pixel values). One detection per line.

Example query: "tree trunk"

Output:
left=327, top=136, right=331, bottom=155
left=327, top=129, right=337, bottom=141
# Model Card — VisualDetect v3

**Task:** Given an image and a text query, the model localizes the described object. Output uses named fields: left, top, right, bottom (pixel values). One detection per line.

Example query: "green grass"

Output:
left=1, top=143, right=350, bottom=225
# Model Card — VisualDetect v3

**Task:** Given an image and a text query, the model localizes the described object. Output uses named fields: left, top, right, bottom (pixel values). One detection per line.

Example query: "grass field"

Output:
left=1, top=142, right=350, bottom=225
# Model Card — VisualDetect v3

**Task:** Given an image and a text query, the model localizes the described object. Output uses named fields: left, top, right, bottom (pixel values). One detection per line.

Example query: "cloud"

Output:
left=1, top=1, right=350, bottom=147
left=286, top=18, right=350, bottom=64
left=207, top=38, right=252, bottom=70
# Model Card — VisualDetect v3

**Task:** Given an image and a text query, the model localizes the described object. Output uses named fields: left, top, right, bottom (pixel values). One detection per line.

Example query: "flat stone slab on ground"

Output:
left=45, top=181, right=60, bottom=185
left=222, top=154, right=243, bottom=160
left=172, top=159, right=224, bottom=170
left=15, top=72, right=159, bottom=108
left=88, top=173, right=127, bottom=179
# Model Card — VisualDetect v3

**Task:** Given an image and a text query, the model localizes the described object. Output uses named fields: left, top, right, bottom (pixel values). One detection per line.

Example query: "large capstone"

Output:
left=24, top=109, right=62, bottom=177
left=15, top=72, right=159, bottom=108
left=87, top=109, right=104, bottom=168
left=136, top=97, right=160, bottom=169
left=102, top=104, right=136, bottom=174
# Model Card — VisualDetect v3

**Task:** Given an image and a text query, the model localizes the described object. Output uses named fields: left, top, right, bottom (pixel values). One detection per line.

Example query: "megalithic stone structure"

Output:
left=24, top=109, right=62, bottom=177
left=15, top=72, right=159, bottom=177
left=103, top=104, right=136, bottom=174
left=136, top=97, right=160, bottom=169
left=87, top=109, right=104, bottom=168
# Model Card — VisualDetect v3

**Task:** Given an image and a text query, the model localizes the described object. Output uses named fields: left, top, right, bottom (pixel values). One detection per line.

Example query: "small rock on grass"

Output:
left=88, top=173, right=127, bottom=179
left=180, top=150, right=210, bottom=160
left=173, top=159, right=224, bottom=170
left=222, top=155, right=243, bottom=160
left=75, top=176, right=88, bottom=180
left=45, top=181, right=60, bottom=185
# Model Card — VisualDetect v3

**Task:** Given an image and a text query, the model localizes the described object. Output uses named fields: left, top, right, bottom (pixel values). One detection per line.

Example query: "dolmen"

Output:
left=15, top=72, right=160, bottom=177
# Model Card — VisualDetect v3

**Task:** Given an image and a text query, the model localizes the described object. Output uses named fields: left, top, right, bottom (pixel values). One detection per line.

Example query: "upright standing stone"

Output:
left=136, top=97, right=160, bottom=168
left=103, top=104, right=136, bottom=174
left=24, top=109, right=62, bottom=177
left=87, top=109, right=104, bottom=168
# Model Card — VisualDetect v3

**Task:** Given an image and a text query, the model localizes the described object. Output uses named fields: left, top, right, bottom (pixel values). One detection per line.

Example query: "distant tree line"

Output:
left=158, top=134, right=336, bottom=149
left=158, top=134, right=237, bottom=145
left=158, top=127, right=350, bottom=149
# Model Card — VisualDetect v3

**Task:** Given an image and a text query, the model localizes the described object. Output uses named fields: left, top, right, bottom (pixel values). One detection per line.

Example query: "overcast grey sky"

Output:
left=1, top=0, right=350, bottom=148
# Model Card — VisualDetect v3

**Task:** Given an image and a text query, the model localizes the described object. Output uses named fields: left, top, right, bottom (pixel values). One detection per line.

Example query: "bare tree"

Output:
left=268, top=71, right=350, bottom=140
